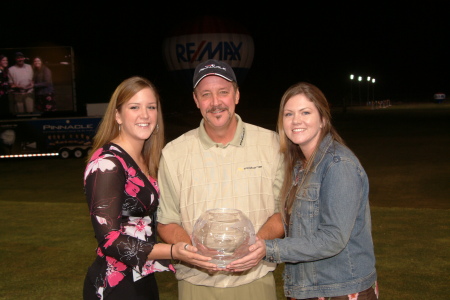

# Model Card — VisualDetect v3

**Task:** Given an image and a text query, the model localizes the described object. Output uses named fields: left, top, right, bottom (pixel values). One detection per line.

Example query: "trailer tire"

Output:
left=59, top=148, right=71, bottom=159
left=73, top=148, right=84, bottom=158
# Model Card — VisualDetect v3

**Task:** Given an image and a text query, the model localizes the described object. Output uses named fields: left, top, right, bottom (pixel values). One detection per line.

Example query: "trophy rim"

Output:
left=203, top=208, right=243, bottom=214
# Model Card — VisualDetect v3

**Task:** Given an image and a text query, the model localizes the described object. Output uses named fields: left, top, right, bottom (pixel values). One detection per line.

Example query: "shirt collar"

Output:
left=199, top=114, right=246, bottom=149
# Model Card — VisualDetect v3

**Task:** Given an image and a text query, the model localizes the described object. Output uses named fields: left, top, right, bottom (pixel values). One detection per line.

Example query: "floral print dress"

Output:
left=84, top=143, right=174, bottom=300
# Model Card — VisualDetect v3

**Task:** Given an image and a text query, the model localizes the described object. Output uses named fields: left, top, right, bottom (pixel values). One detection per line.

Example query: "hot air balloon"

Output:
left=162, top=15, right=254, bottom=90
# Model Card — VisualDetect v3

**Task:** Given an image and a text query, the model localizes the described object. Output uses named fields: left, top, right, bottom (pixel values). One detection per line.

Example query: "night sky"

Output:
left=2, top=2, right=448, bottom=113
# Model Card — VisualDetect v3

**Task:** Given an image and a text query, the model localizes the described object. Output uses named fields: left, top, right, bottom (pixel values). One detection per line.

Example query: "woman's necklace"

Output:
left=285, top=159, right=309, bottom=210
left=285, top=162, right=304, bottom=210
left=293, top=168, right=303, bottom=186
left=284, top=163, right=304, bottom=229
left=293, top=159, right=308, bottom=185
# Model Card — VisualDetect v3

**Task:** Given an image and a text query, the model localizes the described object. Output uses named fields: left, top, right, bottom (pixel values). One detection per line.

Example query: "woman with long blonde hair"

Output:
left=83, top=76, right=212, bottom=300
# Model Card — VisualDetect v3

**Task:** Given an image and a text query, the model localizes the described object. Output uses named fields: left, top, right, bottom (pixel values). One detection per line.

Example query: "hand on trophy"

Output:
left=171, top=242, right=218, bottom=270
left=224, top=237, right=266, bottom=272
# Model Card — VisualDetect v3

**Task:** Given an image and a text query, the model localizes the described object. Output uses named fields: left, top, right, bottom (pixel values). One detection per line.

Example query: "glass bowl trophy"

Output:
left=192, top=208, right=256, bottom=268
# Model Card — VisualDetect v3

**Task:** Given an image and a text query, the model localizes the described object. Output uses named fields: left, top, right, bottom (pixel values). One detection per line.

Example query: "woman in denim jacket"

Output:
left=229, top=82, right=378, bottom=299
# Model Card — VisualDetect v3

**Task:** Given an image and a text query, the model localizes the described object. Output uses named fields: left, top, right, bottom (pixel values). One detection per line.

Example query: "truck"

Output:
left=0, top=46, right=106, bottom=159
left=0, top=116, right=102, bottom=159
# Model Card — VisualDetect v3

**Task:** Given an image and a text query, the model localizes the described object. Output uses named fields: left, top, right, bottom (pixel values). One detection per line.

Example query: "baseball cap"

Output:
left=193, top=59, right=237, bottom=88
left=15, top=52, right=25, bottom=58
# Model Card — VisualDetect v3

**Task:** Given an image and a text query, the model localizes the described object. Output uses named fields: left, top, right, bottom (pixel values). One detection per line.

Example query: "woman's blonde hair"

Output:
left=87, top=76, right=165, bottom=178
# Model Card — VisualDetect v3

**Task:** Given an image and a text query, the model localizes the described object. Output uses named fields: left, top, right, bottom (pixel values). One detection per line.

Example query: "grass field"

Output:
left=0, top=102, right=449, bottom=299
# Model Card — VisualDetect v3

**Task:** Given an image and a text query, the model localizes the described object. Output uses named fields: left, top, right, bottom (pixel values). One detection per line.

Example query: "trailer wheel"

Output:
left=73, top=148, right=84, bottom=158
left=59, top=148, right=71, bottom=159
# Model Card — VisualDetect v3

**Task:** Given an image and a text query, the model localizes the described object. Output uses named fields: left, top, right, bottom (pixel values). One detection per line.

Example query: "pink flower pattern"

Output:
left=373, top=281, right=379, bottom=298
left=124, top=167, right=145, bottom=197
left=348, top=293, right=359, bottom=300
left=84, top=143, right=174, bottom=299
left=104, top=231, right=120, bottom=248
left=105, top=256, right=127, bottom=287
left=123, top=216, right=153, bottom=241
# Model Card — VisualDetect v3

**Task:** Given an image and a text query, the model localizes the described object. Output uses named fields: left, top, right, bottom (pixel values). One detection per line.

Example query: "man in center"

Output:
left=157, top=59, right=285, bottom=300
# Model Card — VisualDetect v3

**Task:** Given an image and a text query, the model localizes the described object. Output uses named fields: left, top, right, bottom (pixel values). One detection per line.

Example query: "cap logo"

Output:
left=198, top=64, right=227, bottom=74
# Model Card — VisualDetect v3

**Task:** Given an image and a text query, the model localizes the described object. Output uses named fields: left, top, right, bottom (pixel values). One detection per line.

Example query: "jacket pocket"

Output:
left=292, top=184, right=320, bottom=236
left=296, top=183, right=319, bottom=215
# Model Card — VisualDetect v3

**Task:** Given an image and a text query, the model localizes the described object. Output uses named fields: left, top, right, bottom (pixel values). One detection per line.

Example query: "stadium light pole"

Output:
left=350, top=74, right=354, bottom=106
left=358, top=76, right=362, bottom=105
left=366, top=76, right=371, bottom=105
left=372, top=78, right=376, bottom=102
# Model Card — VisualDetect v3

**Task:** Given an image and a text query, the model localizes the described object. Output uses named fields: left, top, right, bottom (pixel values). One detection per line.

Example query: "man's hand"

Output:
left=224, top=237, right=266, bottom=272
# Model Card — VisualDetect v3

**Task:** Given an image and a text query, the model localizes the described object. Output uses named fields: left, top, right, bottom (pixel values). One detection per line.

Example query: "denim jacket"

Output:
left=265, top=134, right=377, bottom=299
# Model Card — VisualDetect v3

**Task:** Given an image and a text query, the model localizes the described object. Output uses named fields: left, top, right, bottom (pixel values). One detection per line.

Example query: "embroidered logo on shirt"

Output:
left=238, top=165, right=262, bottom=171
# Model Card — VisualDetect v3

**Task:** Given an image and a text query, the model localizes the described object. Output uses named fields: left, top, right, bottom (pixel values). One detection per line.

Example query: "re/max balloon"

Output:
left=163, top=16, right=254, bottom=90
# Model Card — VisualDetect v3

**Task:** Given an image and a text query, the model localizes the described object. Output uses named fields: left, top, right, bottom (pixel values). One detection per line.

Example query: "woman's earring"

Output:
left=153, top=124, right=159, bottom=134
left=118, top=123, right=121, bottom=132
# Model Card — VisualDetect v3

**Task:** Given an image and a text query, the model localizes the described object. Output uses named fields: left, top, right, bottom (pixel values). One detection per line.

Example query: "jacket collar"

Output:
left=295, top=133, right=334, bottom=175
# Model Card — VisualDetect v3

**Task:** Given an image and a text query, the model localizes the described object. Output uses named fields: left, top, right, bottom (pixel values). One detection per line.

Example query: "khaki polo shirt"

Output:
left=157, top=114, right=284, bottom=288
